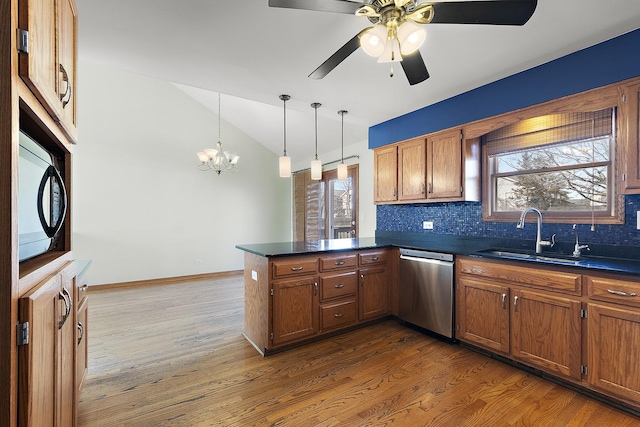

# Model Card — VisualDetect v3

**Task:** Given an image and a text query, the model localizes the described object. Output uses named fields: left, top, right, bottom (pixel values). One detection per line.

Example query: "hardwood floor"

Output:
left=78, top=273, right=640, bottom=426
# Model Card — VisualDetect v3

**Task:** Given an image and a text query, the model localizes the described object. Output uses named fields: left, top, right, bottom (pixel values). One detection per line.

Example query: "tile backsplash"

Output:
left=377, top=194, right=640, bottom=247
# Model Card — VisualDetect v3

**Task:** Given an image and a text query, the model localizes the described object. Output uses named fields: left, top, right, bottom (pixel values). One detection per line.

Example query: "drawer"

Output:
left=319, top=254, right=357, bottom=272
left=587, top=276, right=640, bottom=308
left=272, top=257, right=317, bottom=279
left=321, top=299, right=357, bottom=331
left=320, top=271, right=357, bottom=301
left=358, top=250, right=387, bottom=267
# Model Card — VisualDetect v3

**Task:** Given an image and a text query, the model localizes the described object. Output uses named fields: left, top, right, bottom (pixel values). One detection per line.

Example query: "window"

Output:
left=483, top=108, right=622, bottom=224
left=293, top=165, right=358, bottom=241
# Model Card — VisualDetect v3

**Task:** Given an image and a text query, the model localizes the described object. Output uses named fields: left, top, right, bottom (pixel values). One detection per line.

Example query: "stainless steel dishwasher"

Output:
left=398, top=248, right=454, bottom=339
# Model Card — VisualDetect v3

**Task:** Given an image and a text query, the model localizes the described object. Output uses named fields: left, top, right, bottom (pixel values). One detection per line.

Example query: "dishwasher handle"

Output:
left=400, top=254, right=454, bottom=267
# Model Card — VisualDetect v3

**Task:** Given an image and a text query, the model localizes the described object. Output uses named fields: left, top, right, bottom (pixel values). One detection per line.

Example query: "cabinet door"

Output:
left=588, top=303, right=640, bottom=403
left=58, top=270, right=76, bottom=427
left=621, top=82, right=640, bottom=192
left=18, top=274, right=61, bottom=427
left=427, top=129, right=463, bottom=199
left=57, top=0, right=79, bottom=140
left=511, top=289, right=582, bottom=380
left=398, top=138, right=426, bottom=201
left=457, top=277, right=510, bottom=354
left=18, top=0, right=60, bottom=119
left=373, top=145, right=398, bottom=202
left=272, top=277, right=319, bottom=346
left=76, top=297, right=88, bottom=391
left=359, top=267, right=389, bottom=321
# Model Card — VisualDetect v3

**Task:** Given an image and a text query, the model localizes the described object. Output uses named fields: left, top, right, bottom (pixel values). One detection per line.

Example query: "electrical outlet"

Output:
left=423, top=221, right=434, bottom=230
left=637, top=211, right=640, bottom=230
left=195, top=259, right=202, bottom=264
left=251, top=270, right=258, bottom=281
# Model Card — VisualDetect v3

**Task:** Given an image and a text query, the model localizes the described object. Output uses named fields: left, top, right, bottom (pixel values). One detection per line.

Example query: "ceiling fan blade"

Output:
left=401, top=50, right=430, bottom=85
left=430, top=0, right=537, bottom=25
left=309, top=29, right=369, bottom=80
left=268, top=0, right=364, bottom=14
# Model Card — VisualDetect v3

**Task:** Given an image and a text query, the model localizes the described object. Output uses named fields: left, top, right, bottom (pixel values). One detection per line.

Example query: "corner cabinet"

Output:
left=242, top=249, right=390, bottom=355
left=18, top=0, right=79, bottom=142
left=373, top=128, right=479, bottom=205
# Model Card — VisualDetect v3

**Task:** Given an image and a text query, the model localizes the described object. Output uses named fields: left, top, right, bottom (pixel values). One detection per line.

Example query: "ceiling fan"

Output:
left=268, top=0, right=538, bottom=85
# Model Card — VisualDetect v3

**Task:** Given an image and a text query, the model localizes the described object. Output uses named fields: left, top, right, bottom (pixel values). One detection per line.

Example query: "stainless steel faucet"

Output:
left=572, top=224, right=589, bottom=257
left=517, top=207, right=555, bottom=254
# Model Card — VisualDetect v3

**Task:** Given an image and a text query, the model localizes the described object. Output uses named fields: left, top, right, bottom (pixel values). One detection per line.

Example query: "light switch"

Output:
left=251, top=270, right=258, bottom=281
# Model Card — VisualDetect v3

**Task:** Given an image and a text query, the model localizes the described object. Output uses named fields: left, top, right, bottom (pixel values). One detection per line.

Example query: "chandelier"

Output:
left=196, top=92, right=239, bottom=174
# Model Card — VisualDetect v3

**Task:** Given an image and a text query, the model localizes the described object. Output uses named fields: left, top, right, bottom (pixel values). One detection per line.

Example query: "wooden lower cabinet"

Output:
left=587, top=303, right=640, bottom=404
left=272, top=276, right=319, bottom=346
left=18, top=262, right=77, bottom=426
left=359, top=267, right=389, bottom=321
left=243, top=249, right=390, bottom=354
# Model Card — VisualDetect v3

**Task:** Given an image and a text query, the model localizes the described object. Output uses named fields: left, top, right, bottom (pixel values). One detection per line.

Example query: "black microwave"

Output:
left=18, top=130, right=67, bottom=262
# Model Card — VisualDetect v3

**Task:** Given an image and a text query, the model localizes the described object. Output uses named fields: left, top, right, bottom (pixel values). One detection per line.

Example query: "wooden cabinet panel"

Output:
left=587, top=275, right=640, bottom=309
left=457, top=277, right=510, bottom=354
left=511, top=289, right=582, bottom=380
left=272, top=257, right=317, bottom=279
left=427, top=129, right=462, bottom=200
left=358, top=250, right=387, bottom=267
left=319, top=254, right=357, bottom=272
left=398, top=138, right=426, bottom=200
left=373, top=145, right=398, bottom=202
left=320, top=271, right=357, bottom=301
left=76, top=297, right=88, bottom=391
left=359, top=267, right=389, bottom=321
left=321, top=299, right=357, bottom=331
left=56, top=0, right=78, bottom=140
left=588, top=303, right=640, bottom=403
left=621, top=82, right=640, bottom=192
left=272, top=277, right=319, bottom=346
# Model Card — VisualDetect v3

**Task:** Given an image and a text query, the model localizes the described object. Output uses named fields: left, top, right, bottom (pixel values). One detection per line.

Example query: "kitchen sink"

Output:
left=476, top=248, right=584, bottom=266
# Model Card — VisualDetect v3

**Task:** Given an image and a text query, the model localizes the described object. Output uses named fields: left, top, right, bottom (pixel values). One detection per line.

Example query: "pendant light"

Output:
left=279, top=94, right=291, bottom=178
left=310, top=102, right=322, bottom=180
left=337, top=110, right=348, bottom=181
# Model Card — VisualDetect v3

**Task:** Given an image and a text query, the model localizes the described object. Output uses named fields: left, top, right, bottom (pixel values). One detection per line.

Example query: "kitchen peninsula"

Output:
left=236, top=238, right=395, bottom=355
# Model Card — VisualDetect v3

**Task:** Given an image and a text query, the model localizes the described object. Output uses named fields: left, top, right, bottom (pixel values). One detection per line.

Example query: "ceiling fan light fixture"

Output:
left=398, top=20, right=426, bottom=55
left=360, top=25, right=387, bottom=57
left=377, top=37, right=401, bottom=63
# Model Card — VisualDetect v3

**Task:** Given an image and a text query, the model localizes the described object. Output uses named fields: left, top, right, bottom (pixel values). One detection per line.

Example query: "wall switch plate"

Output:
left=423, top=221, right=434, bottom=230
left=251, top=270, right=258, bottom=281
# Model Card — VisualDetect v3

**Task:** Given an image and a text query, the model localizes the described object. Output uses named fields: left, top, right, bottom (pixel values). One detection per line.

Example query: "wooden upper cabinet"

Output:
left=19, top=0, right=79, bottom=143
left=373, top=145, right=398, bottom=202
left=427, top=128, right=463, bottom=200
left=398, top=138, right=426, bottom=200
left=621, top=81, right=640, bottom=193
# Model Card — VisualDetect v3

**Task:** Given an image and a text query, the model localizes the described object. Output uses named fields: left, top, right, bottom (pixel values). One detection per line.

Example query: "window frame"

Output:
left=476, top=85, right=625, bottom=225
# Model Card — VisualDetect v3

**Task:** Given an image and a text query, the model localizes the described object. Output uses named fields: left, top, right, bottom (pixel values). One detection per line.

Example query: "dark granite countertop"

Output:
left=236, top=232, right=640, bottom=277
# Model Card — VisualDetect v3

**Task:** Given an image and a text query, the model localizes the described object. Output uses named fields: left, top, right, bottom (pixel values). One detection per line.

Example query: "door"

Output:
left=427, top=128, right=463, bottom=199
left=272, top=277, right=319, bottom=346
left=374, top=145, right=398, bottom=202
left=588, top=303, right=640, bottom=402
left=511, top=289, right=582, bottom=380
left=325, top=166, right=357, bottom=239
left=457, top=277, right=510, bottom=354
left=359, top=267, right=389, bottom=321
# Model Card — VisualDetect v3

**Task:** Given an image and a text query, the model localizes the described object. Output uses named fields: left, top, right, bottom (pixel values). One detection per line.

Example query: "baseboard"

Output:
left=87, top=270, right=243, bottom=291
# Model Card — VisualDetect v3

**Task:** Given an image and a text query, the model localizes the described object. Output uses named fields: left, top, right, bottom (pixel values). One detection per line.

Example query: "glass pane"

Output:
left=495, top=166, right=608, bottom=212
left=495, top=137, right=610, bottom=174
left=305, top=181, right=325, bottom=240
left=329, top=177, right=354, bottom=239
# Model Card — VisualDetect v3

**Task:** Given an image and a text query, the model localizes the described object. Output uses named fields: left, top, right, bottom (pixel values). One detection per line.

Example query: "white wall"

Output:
left=292, top=141, right=376, bottom=239
left=72, top=61, right=291, bottom=285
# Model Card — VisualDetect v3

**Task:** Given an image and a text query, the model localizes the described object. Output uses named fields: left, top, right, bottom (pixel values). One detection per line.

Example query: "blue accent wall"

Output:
left=376, top=195, right=640, bottom=247
left=369, top=28, right=640, bottom=148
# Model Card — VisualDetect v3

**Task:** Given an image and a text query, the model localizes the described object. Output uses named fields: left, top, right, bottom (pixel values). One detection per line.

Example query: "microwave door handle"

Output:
left=37, top=165, right=67, bottom=238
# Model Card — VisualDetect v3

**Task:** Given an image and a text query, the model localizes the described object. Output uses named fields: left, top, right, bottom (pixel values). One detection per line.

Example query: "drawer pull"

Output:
left=290, top=266, right=304, bottom=271
left=79, top=284, right=88, bottom=292
left=334, top=313, right=345, bottom=318
left=513, top=296, right=519, bottom=312
left=335, top=260, right=345, bottom=265
left=501, top=293, right=507, bottom=309
left=607, top=289, right=637, bottom=297
left=335, top=284, right=345, bottom=289
left=370, top=256, right=379, bottom=261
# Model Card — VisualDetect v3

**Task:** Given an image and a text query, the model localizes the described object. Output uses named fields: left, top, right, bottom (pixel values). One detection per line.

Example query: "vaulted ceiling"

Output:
left=76, top=0, right=640, bottom=161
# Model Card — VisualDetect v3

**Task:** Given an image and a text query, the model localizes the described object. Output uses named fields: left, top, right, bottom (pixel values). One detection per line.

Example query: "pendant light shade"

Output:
left=279, top=94, right=291, bottom=178
left=337, top=110, right=348, bottom=181
left=310, top=102, right=322, bottom=181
